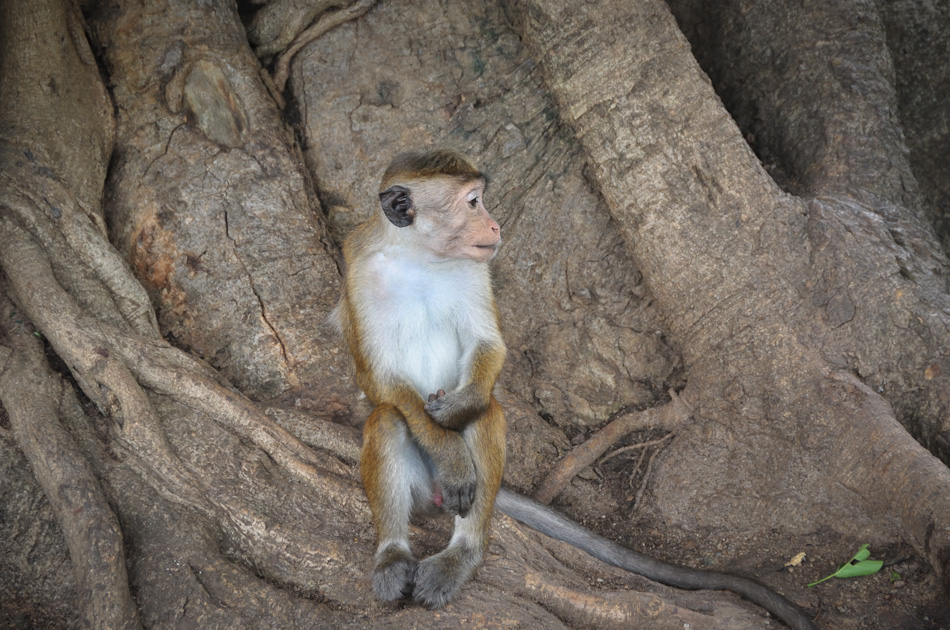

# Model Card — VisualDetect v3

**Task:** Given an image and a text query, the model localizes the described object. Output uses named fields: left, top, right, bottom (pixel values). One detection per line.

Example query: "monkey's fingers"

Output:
left=425, top=397, right=446, bottom=418
left=425, top=390, right=459, bottom=426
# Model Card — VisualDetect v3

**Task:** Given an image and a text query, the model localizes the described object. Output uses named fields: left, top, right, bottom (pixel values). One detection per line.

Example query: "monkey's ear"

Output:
left=379, top=185, right=415, bottom=227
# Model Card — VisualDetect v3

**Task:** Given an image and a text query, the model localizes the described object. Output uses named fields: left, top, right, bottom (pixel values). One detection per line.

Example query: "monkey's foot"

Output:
left=435, top=451, right=476, bottom=517
left=372, top=546, right=418, bottom=601
left=412, top=546, right=480, bottom=609
left=439, top=476, right=476, bottom=517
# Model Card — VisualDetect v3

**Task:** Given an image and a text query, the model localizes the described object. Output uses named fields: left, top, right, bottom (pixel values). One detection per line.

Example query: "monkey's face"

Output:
left=437, top=181, right=501, bottom=263
left=380, top=177, right=501, bottom=263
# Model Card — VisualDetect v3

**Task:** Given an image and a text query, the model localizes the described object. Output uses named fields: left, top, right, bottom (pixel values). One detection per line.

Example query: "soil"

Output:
left=550, top=428, right=949, bottom=629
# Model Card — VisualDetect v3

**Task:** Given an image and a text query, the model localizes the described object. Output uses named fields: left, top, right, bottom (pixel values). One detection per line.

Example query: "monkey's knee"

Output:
left=362, top=404, right=405, bottom=443
left=360, top=405, right=407, bottom=485
left=372, top=545, right=417, bottom=602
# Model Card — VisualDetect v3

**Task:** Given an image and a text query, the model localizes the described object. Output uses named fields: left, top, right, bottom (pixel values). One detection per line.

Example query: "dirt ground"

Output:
left=549, top=428, right=949, bottom=630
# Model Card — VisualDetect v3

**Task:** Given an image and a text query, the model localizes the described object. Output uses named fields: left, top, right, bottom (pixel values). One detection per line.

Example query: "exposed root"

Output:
left=599, top=432, right=675, bottom=466
left=271, top=0, right=377, bottom=92
left=520, top=570, right=767, bottom=629
left=631, top=438, right=666, bottom=512
left=108, top=326, right=354, bottom=486
left=0, top=288, right=142, bottom=630
left=534, top=391, right=691, bottom=504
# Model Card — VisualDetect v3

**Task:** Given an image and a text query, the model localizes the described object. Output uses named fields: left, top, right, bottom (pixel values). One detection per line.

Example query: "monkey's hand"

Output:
left=426, top=384, right=487, bottom=431
left=430, top=433, right=477, bottom=517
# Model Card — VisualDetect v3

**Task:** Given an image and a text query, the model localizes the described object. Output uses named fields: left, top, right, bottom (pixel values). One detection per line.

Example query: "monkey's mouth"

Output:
left=471, top=242, right=500, bottom=261
left=476, top=236, right=501, bottom=250
left=475, top=242, right=500, bottom=257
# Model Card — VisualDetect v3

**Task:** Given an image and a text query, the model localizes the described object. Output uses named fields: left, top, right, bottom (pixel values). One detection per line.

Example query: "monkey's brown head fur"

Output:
left=379, top=150, right=485, bottom=192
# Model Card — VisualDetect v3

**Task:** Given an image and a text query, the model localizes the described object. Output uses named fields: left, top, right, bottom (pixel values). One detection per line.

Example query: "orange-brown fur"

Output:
left=335, top=151, right=506, bottom=607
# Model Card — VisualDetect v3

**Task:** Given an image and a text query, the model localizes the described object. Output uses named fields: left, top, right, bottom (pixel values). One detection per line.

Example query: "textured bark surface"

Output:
left=668, top=0, right=950, bottom=456
left=881, top=0, right=950, bottom=248
left=2, top=0, right=949, bottom=628
left=293, top=0, right=681, bottom=431
left=92, top=0, right=351, bottom=404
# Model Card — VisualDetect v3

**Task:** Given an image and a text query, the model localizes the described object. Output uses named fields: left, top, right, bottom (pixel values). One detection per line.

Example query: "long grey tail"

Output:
left=495, top=488, right=817, bottom=630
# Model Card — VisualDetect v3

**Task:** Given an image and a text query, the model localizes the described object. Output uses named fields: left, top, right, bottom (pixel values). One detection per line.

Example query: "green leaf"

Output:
left=835, top=559, right=883, bottom=578
left=851, top=546, right=871, bottom=562
left=807, top=544, right=884, bottom=588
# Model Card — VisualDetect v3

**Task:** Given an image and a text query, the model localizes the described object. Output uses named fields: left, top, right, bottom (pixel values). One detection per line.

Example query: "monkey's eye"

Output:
left=467, top=193, right=479, bottom=208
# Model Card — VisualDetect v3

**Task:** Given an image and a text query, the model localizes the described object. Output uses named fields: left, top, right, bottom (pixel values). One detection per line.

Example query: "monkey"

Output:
left=334, top=150, right=816, bottom=630
left=334, top=150, right=506, bottom=608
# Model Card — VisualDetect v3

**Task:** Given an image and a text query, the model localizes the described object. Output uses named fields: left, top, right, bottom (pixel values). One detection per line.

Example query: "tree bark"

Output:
left=667, top=0, right=950, bottom=457
left=879, top=0, right=950, bottom=249
left=89, top=0, right=351, bottom=404
left=504, top=0, right=950, bottom=588
left=0, top=1, right=138, bottom=627
left=3, top=0, right=949, bottom=627
left=0, top=293, right=141, bottom=630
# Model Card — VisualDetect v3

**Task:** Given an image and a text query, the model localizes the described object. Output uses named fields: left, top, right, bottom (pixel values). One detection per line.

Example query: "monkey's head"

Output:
left=378, top=151, right=501, bottom=263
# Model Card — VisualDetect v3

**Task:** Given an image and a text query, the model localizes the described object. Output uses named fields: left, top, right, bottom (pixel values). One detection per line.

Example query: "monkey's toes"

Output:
left=412, top=556, right=463, bottom=609
left=372, top=549, right=417, bottom=601
left=442, top=481, right=476, bottom=516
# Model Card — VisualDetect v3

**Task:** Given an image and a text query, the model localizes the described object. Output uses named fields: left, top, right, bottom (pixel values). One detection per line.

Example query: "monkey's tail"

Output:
left=495, top=488, right=817, bottom=630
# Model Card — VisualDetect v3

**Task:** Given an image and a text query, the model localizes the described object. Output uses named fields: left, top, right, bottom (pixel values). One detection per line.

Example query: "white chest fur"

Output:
left=354, top=250, right=499, bottom=399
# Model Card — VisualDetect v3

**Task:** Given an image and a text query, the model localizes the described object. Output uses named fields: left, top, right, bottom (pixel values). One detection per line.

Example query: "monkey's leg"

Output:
left=361, top=404, right=431, bottom=601
left=413, top=399, right=506, bottom=608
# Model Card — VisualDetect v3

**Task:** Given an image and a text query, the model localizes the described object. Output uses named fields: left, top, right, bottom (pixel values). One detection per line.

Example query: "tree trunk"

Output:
left=2, top=0, right=949, bottom=628
left=505, top=0, right=950, bottom=586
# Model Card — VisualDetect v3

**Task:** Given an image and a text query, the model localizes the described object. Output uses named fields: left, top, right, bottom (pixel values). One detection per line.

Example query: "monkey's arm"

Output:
left=360, top=368, right=478, bottom=516
left=390, top=386, right=478, bottom=516
left=425, top=342, right=506, bottom=430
